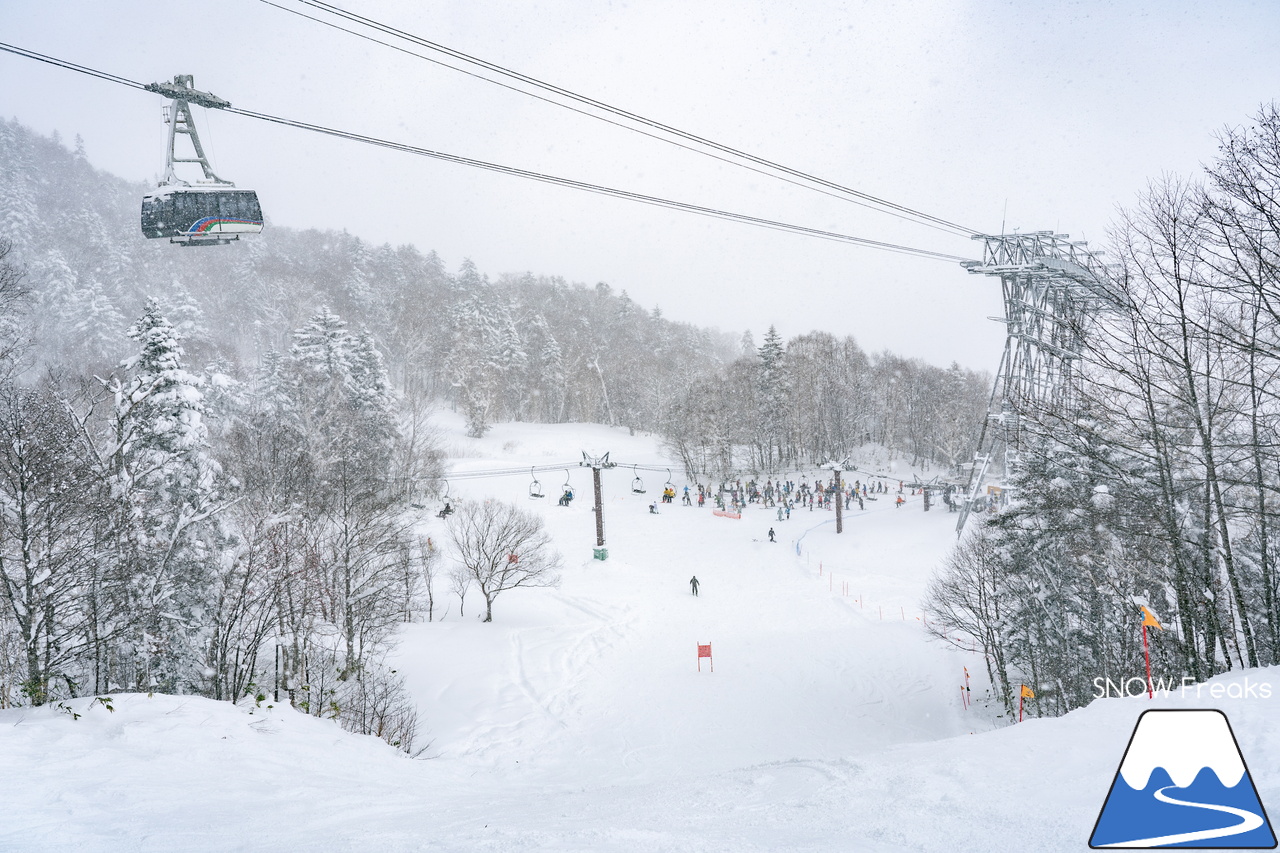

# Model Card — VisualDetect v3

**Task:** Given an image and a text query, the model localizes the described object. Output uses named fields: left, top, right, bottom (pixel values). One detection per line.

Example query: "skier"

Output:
left=895, top=495, right=905, bottom=508
left=689, top=575, right=700, bottom=596
left=768, top=527, right=776, bottom=542
left=785, top=503, right=791, bottom=520
left=649, top=501, right=659, bottom=514
left=776, top=506, right=784, bottom=521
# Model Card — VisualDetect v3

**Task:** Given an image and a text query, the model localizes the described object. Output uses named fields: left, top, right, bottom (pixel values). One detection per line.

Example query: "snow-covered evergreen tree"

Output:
left=756, top=325, right=787, bottom=470
left=99, top=299, right=221, bottom=693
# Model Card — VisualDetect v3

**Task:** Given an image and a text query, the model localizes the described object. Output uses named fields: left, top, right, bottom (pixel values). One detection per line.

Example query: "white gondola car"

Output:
left=141, top=185, right=263, bottom=245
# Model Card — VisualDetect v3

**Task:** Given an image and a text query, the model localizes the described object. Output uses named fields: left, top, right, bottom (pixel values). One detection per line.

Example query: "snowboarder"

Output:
left=768, top=527, right=776, bottom=542
left=895, top=495, right=905, bottom=508
left=650, top=501, right=659, bottom=514
left=689, top=575, right=700, bottom=596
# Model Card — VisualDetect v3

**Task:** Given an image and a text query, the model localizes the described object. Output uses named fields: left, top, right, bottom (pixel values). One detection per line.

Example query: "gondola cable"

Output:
left=258, top=0, right=976, bottom=240
left=225, top=104, right=973, bottom=262
left=273, top=0, right=981, bottom=238
left=0, top=41, right=974, bottom=263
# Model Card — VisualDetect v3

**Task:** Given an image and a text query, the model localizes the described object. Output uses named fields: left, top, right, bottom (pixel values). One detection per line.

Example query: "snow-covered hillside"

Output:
left=2, top=416, right=1277, bottom=852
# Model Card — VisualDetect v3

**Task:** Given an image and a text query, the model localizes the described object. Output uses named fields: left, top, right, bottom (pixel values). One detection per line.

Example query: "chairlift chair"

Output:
left=436, top=480, right=454, bottom=518
left=557, top=470, right=575, bottom=506
left=631, top=465, right=646, bottom=494
left=529, top=468, right=545, bottom=499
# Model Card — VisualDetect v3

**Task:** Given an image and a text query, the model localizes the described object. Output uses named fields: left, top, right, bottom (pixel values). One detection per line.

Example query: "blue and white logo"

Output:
left=1090, top=709, right=1276, bottom=848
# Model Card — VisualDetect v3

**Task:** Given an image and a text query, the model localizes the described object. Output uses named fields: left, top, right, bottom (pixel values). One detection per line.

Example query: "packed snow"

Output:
left=2, top=415, right=1277, bottom=852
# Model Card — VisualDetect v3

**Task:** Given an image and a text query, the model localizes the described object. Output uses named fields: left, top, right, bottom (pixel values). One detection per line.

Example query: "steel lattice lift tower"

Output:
left=955, top=231, right=1119, bottom=533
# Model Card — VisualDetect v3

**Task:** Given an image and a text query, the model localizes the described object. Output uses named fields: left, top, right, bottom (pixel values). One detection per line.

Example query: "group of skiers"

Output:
left=690, top=476, right=917, bottom=518
left=645, top=474, right=927, bottom=597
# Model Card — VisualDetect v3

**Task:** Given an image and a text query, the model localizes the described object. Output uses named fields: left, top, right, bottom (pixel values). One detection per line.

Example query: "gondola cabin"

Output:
left=141, top=185, right=263, bottom=245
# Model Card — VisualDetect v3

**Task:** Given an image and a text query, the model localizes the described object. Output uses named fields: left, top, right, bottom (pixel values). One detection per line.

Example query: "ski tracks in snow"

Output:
left=508, top=592, right=638, bottom=748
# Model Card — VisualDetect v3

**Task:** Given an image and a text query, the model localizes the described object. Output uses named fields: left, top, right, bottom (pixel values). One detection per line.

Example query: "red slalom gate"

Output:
left=698, top=642, right=713, bottom=672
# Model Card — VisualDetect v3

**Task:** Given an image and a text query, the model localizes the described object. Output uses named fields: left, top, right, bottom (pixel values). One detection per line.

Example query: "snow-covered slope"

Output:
left=2, top=415, right=1277, bottom=852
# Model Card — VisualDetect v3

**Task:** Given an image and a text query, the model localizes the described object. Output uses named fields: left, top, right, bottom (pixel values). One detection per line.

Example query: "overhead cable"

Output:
left=268, top=0, right=981, bottom=238
left=0, top=41, right=974, bottom=263
left=0, top=41, right=149, bottom=93
left=226, top=104, right=972, bottom=262
left=259, top=0, right=975, bottom=240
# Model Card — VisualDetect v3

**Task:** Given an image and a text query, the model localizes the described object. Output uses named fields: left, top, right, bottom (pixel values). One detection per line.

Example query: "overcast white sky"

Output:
left=3, top=0, right=1279, bottom=372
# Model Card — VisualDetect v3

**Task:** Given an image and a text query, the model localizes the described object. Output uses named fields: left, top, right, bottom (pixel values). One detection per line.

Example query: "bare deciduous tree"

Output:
left=418, top=536, right=438, bottom=622
left=449, top=561, right=471, bottom=619
left=446, top=500, right=562, bottom=622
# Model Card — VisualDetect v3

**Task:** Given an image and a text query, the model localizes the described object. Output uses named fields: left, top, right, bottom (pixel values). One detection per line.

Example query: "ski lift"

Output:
left=557, top=470, right=575, bottom=507
left=664, top=469, right=675, bottom=492
left=631, top=465, right=646, bottom=494
left=140, top=75, right=264, bottom=246
left=436, top=480, right=454, bottom=519
left=529, top=468, right=545, bottom=500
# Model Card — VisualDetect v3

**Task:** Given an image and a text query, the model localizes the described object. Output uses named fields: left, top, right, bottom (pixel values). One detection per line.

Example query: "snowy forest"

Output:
left=927, top=105, right=1280, bottom=720
left=0, top=116, right=989, bottom=744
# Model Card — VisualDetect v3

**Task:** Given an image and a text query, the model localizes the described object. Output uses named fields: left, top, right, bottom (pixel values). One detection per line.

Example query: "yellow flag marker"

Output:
left=1140, top=606, right=1164, bottom=630
left=1018, top=684, right=1034, bottom=721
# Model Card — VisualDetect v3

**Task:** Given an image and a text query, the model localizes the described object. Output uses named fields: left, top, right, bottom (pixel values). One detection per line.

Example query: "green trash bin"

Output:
left=593, top=547, right=608, bottom=561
